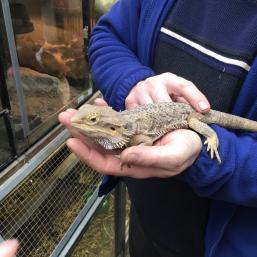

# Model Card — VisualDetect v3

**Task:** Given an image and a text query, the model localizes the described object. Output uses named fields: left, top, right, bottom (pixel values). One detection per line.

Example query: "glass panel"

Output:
left=94, top=0, right=117, bottom=22
left=5, top=0, right=92, bottom=150
left=0, top=116, right=12, bottom=169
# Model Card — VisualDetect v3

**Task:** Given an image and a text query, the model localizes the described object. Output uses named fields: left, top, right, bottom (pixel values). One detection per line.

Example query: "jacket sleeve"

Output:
left=184, top=125, right=257, bottom=207
left=88, top=0, right=155, bottom=111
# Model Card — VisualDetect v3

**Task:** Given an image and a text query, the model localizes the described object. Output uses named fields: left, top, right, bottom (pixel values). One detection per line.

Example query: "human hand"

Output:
left=0, top=240, right=19, bottom=257
left=125, top=72, right=210, bottom=112
left=59, top=73, right=209, bottom=178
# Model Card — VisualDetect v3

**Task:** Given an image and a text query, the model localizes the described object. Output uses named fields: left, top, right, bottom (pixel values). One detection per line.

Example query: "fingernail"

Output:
left=198, top=101, right=209, bottom=111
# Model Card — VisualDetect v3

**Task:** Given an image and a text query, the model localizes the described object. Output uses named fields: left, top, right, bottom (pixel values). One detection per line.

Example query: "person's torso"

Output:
left=125, top=1, right=257, bottom=256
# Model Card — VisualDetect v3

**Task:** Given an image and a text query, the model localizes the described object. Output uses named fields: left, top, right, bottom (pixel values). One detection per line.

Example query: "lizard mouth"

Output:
left=71, top=122, right=110, bottom=136
left=71, top=122, right=94, bottom=131
left=71, top=122, right=129, bottom=147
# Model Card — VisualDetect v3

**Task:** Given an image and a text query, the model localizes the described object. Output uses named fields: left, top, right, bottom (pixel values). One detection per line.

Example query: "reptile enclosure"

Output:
left=0, top=0, right=127, bottom=256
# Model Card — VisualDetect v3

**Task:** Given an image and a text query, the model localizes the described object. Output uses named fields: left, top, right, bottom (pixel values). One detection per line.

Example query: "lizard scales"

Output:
left=71, top=102, right=257, bottom=164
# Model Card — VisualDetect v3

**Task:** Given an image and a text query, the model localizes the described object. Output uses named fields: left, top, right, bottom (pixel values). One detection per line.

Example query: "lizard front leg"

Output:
left=188, top=113, right=221, bottom=164
left=129, top=134, right=154, bottom=146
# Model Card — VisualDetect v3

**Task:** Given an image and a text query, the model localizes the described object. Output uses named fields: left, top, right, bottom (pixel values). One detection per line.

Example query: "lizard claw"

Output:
left=204, top=136, right=222, bottom=164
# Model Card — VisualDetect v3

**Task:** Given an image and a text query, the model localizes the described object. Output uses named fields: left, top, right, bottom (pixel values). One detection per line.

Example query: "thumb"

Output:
left=121, top=145, right=177, bottom=169
left=164, top=73, right=210, bottom=113
left=94, top=98, right=108, bottom=106
left=0, top=240, right=19, bottom=257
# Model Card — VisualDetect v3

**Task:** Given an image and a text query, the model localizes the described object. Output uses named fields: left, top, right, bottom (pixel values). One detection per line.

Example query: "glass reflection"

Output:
left=0, top=117, right=12, bottom=168
left=5, top=0, right=91, bottom=149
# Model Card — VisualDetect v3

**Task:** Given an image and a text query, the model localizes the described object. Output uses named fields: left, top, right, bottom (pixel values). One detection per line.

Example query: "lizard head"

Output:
left=71, top=104, right=131, bottom=149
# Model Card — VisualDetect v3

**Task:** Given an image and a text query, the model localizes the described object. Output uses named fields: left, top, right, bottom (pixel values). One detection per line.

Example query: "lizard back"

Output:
left=121, top=102, right=193, bottom=135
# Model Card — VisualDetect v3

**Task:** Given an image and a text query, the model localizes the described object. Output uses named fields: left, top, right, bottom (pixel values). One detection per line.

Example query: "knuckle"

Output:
left=169, top=153, right=184, bottom=170
left=145, top=77, right=164, bottom=92
left=163, top=72, right=171, bottom=76
left=134, top=80, right=150, bottom=92
left=171, top=161, right=181, bottom=171
left=180, top=79, right=195, bottom=89
left=165, top=72, right=178, bottom=81
left=161, top=170, right=174, bottom=178
left=144, top=77, right=154, bottom=86
left=163, top=72, right=174, bottom=79
left=135, top=80, right=144, bottom=88
left=125, top=96, right=134, bottom=107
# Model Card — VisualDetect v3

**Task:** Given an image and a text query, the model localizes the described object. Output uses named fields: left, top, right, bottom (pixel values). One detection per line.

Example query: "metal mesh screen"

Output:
left=0, top=144, right=102, bottom=257
left=71, top=193, right=115, bottom=257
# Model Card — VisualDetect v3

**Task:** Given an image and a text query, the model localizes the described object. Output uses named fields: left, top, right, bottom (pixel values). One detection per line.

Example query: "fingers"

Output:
left=66, top=138, right=123, bottom=175
left=125, top=83, right=154, bottom=108
left=64, top=129, right=201, bottom=179
left=120, top=130, right=202, bottom=173
left=58, top=98, right=107, bottom=129
left=67, top=138, right=136, bottom=176
left=125, top=78, right=171, bottom=108
left=121, top=145, right=184, bottom=173
left=171, top=96, right=189, bottom=104
left=94, top=98, right=108, bottom=106
left=0, top=240, right=19, bottom=257
left=58, top=109, right=88, bottom=141
left=122, top=165, right=174, bottom=178
left=66, top=138, right=177, bottom=178
left=125, top=72, right=210, bottom=113
left=58, top=109, right=76, bottom=128
left=163, top=73, right=210, bottom=112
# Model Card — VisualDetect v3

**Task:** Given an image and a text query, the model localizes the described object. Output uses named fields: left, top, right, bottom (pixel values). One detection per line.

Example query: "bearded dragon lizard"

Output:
left=71, top=102, right=257, bottom=164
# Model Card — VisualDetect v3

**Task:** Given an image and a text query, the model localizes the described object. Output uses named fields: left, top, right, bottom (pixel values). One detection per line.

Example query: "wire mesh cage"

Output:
left=0, top=143, right=102, bottom=257
left=70, top=189, right=131, bottom=257
left=70, top=193, right=116, bottom=257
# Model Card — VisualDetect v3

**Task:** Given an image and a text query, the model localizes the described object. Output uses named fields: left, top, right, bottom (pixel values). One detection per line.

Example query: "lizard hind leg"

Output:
left=188, top=113, right=222, bottom=164
left=203, top=136, right=221, bottom=164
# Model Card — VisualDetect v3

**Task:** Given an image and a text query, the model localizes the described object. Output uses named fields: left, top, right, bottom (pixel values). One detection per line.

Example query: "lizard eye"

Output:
left=87, top=113, right=99, bottom=123
left=110, top=127, right=116, bottom=131
left=90, top=117, right=97, bottom=122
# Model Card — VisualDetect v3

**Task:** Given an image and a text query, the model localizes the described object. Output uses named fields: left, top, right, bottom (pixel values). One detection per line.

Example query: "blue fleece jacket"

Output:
left=88, top=1, right=257, bottom=256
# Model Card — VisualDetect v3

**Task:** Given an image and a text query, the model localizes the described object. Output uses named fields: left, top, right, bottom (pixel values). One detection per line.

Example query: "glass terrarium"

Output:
left=0, top=2, right=128, bottom=257
left=0, top=0, right=94, bottom=164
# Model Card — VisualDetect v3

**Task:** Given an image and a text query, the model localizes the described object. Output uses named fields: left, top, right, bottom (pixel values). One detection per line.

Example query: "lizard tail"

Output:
left=205, top=110, right=257, bottom=132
